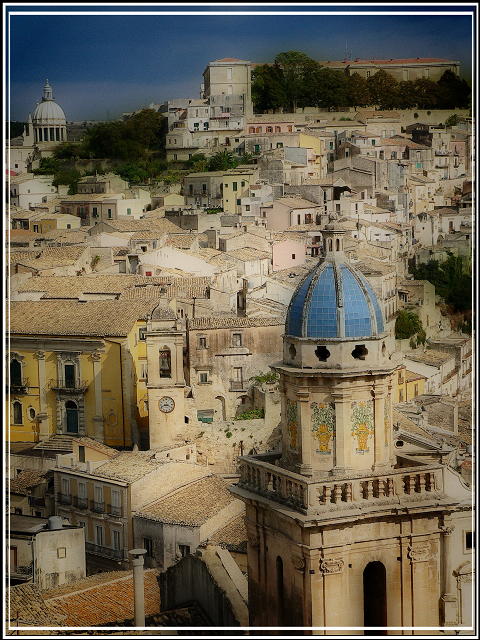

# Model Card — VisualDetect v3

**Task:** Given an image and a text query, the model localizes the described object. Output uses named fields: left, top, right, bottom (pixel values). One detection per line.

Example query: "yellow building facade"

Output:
left=8, top=300, right=157, bottom=448
left=222, top=168, right=258, bottom=214
left=395, top=365, right=426, bottom=403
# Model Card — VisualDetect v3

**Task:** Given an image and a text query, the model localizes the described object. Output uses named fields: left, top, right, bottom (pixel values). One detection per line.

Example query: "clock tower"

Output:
left=145, top=304, right=186, bottom=449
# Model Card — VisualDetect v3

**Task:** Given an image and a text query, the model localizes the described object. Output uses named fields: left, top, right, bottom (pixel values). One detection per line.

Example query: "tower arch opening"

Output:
left=363, top=561, right=387, bottom=634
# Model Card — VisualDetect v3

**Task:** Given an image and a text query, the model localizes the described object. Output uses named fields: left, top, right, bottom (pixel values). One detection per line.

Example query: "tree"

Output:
left=445, top=114, right=460, bottom=127
left=395, top=310, right=424, bottom=340
left=346, top=73, right=370, bottom=108
left=436, top=70, right=471, bottom=109
left=411, top=254, right=472, bottom=313
left=52, top=167, right=81, bottom=194
left=396, top=81, right=418, bottom=109
left=413, top=79, right=439, bottom=109
left=53, top=143, right=81, bottom=160
left=252, top=63, right=286, bottom=112
left=9, top=122, right=26, bottom=139
left=367, top=70, right=399, bottom=109
left=207, top=150, right=239, bottom=171
left=307, top=67, right=350, bottom=109
left=274, top=51, right=318, bottom=112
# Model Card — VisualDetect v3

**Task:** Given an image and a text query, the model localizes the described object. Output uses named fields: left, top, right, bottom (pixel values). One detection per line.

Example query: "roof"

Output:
left=286, top=258, right=384, bottom=340
left=275, top=196, right=320, bottom=209
left=9, top=300, right=158, bottom=337
left=9, top=470, right=47, bottom=494
left=136, top=476, right=236, bottom=526
left=74, top=437, right=118, bottom=458
left=380, top=136, right=429, bottom=150
left=41, top=569, right=160, bottom=627
left=7, top=583, right=66, bottom=626
left=93, top=451, right=164, bottom=483
left=404, top=349, right=454, bottom=367
left=8, top=514, right=49, bottom=534
left=207, top=515, right=247, bottom=552
left=320, top=57, right=457, bottom=66
left=229, top=247, right=271, bottom=262
left=188, top=315, right=284, bottom=330
left=213, top=57, right=250, bottom=63
left=95, top=218, right=182, bottom=233
left=9, top=246, right=88, bottom=270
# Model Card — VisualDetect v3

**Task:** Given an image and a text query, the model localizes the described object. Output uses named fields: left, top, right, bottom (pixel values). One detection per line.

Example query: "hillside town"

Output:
left=6, top=53, right=474, bottom=634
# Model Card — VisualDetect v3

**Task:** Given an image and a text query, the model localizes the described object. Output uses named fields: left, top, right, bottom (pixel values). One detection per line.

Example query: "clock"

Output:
left=159, top=396, right=175, bottom=413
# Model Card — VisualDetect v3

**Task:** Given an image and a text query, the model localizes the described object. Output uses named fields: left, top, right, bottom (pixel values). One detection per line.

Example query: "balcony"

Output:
left=28, top=496, right=45, bottom=508
left=86, top=542, right=124, bottom=560
left=106, top=504, right=123, bottom=517
left=49, top=379, right=89, bottom=394
left=8, top=378, right=29, bottom=394
left=91, top=500, right=105, bottom=513
left=72, top=496, right=88, bottom=510
left=57, top=493, right=72, bottom=505
left=235, top=454, right=447, bottom=516
left=230, top=379, right=247, bottom=392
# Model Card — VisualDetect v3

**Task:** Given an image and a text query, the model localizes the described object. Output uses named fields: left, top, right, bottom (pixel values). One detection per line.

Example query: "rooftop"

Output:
left=9, top=470, right=47, bottom=494
left=10, top=300, right=158, bottom=337
left=207, top=515, right=247, bottom=552
left=188, top=315, right=284, bottom=330
left=404, top=349, right=454, bottom=367
left=135, top=475, right=236, bottom=526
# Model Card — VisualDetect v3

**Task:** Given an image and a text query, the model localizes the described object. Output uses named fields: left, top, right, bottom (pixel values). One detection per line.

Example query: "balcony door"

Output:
left=64, top=364, right=75, bottom=388
left=363, top=561, right=387, bottom=634
left=65, top=400, right=79, bottom=433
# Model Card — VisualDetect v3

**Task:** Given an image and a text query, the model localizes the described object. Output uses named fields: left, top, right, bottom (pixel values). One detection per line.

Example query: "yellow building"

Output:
left=222, top=166, right=258, bottom=214
left=8, top=299, right=158, bottom=448
left=395, top=365, right=426, bottom=403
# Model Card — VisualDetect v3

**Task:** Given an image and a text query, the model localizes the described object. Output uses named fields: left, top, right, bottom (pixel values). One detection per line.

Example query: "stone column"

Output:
left=91, top=351, right=104, bottom=442
left=34, top=351, right=50, bottom=440
left=297, top=389, right=312, bottom=476
left=174, top=335, right=184, bottom=384
left=440, top=524, right=458, bottom=626
left=331, top=390, right=352, bottom=474
left=373, top=383, right=388, bottom=471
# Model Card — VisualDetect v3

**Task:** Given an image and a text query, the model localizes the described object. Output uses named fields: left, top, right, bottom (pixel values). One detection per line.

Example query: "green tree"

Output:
left=346, top=72, right=370, bottom=108
left=411, top=254, right=472, bottom=312
left=274, top=50, right=318, bottom=112
left=53, top=143, right=82, bottom=160
left=445, top=114, right=460, bottom=127
left=396, top=81, right=418, bottom=109
left=207, top=150, right=239, bottom=171
left=413, top=79, right=439, bottom=109
left=52, top=167, right=81, bottom=194
left=9, top=122, right=26, bottom=139
left=307, top=67, right=350, bottom=109
left=32, top=157, right=60, bottom=175
left=436, top=70, right=471, bottom=109
left=395, top=310, right=424, bottom=340
left=252, top=63, right=287, bottom=112
left=367, top=70, right=399, bottom=109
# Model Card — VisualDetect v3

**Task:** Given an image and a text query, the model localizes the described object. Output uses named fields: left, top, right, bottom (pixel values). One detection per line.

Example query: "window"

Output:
left=64, top=364, right=75, bottom=388
left=10, top=359, right=22, bottom=386
left=236, top=199, right=241, bottom=205
left=233, top=182, right=238, bottom=191
left=33, top=224, right=39, bottom=232
left=138, top=327, right=146, bottom=341
left=66, top=224, right=71, bottom=229
left=112, top=530, right=121, bottom=550
left=61, top=477, right=70, bottom=497
left=78, top=520, right=86, bottom=528
left=291, top=254, right=296, bottom=260
left=198, top=336, right=207, bottom=349
left=107, top=209, right=112, bottom=219
left=232, top=333, right=242, bottom=347
left=399, top=389, right=404, bottom=402
left=140, top=362, right=148, bottom=380
left=13, top=401, right=22, bottom=424
left=94, top=485, right=104, bottom=510
left=159, top=348, right=172, bottom=378
left=366, top=70, right=371, bottom=78
left=465, top=531, right=474, bottom=550
left=127, top=208, right=131, bottom=215
left=28, top=407, right=36, bottom=420
left=145, top=271, right=152, bottom=276
left=92, top=207, right=98, bottom=217
left=78, top=481, right=86, bottom=499
left=95, top=525, right=104, bottom=546
left=144, top=537, right=154, bottom=557
left=78, top=446, right=85, bottom=463
left=65, top=400, right=79, bottom=433
left=14, top=508, right=22, bottom=515
left=202, top=183, right=207, bottom=193
left=111, top=489, right=121, bottom=516
left=414, top=384, right=419, bottom=397
left=199, top=371, right=209, bottom=383
left=179, top=544, right=190, bottom=557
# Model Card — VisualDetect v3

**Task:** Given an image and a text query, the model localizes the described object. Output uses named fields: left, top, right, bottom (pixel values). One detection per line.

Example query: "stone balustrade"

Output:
left=237, top=455, right=444, bottom=515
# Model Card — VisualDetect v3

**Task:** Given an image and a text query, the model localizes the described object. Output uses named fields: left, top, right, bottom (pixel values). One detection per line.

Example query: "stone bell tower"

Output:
left=231, top=225, right=473, bottom=633
left=146, top=304, right=186, bottom=449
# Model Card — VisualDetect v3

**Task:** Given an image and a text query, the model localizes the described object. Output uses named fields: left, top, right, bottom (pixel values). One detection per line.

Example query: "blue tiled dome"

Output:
left=286, top=261, right=385, bottom=339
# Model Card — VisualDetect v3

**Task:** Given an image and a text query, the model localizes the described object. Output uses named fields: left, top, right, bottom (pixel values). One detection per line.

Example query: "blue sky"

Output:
left=7, top=5, right=475, bottom=121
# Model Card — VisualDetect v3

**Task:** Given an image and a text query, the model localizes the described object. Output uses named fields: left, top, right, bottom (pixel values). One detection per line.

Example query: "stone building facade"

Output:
left=232, top=226, right=473, bottom=632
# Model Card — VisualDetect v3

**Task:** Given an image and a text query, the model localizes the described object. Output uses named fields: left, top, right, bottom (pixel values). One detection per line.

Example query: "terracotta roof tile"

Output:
left=9, top=470, right=47, bottom=494
left=188, top=315, right=283, bottom=330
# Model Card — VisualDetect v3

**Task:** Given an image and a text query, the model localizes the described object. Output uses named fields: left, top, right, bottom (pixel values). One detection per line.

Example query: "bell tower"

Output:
left=231, top=226, right=473, bottom=631
left=145, top=304, right=186, bottom=449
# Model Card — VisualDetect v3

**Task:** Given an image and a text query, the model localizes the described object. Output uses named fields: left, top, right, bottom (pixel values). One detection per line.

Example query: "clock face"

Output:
left=159, top=396, right=175, bottom=413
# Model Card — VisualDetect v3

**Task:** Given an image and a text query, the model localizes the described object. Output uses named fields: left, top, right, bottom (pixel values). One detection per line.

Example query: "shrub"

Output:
left=234, top=408, right=265, bottom=421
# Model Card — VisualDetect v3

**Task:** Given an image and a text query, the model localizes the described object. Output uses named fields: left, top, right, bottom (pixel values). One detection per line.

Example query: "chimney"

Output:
left=129, top=549, right=147, bottom=627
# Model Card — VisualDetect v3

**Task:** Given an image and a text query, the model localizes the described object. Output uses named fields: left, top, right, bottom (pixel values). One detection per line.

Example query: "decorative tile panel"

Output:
left=286, top=399, right=298, bottom=451
left=351, top=400, right=374, bottom=453
left=311, top=402, right=335, bottom=454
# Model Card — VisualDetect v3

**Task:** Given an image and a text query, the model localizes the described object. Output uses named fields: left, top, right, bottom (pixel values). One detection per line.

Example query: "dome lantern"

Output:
left=30, top=80, right=67, bottom=144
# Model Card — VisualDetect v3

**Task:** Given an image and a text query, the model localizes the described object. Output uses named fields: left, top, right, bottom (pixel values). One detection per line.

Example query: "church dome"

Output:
left=286, top=260, right=385, bottom=339
left=31, top=80, right=66, bottom=125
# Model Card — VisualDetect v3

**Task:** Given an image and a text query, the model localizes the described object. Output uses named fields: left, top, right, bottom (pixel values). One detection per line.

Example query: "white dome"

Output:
left=32, top=100, right=66, bottom=125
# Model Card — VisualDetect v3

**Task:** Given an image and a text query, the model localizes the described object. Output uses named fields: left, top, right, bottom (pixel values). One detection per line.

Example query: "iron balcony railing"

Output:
left=230, top=379, right=247, bottom=392
left=72, top=496, right=88, bottom=510
left=57, top=493, right=72, bottom=505
left=85, top=542, right=124, bottom=560
left=49, top=379, right=89, bottom=393
left=8, top=378, right=29, bottom=394
left=91, top=500, right=105, bottom=513
left=28, top=496, right=45, bottom=508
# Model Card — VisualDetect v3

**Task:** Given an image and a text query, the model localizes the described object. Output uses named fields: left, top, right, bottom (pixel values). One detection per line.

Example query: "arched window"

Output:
left=10, top=359, right=22, bottom=386
left=13, top=401, right=23, bottom=424
left=159, top=347, right=172, bottom=378
left=336, top=238, right=341, bottom=251
left=363, top=561, right=387, bottom=634
left=328, top=239, right=333, bottom=251
left=65, top=400, right=79, bottom=433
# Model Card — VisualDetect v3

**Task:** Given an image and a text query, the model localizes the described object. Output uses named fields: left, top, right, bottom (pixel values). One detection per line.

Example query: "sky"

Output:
left=7, top=4, right=475, bottom=122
